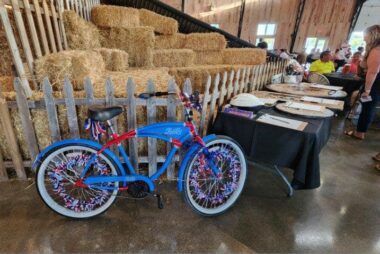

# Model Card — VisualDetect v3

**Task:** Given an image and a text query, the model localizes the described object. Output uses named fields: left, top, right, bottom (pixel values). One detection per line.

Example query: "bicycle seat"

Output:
left=88, top=106, right=123, bottom=121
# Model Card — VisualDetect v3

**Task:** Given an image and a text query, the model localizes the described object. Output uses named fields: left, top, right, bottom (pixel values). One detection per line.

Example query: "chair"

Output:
left=307, top=73, right=330, bottom=85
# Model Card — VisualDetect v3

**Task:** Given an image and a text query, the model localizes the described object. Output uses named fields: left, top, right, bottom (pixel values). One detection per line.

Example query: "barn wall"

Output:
left=160, top=0, right=357, bottom=53
left=293, top=0, right=357, bottom=52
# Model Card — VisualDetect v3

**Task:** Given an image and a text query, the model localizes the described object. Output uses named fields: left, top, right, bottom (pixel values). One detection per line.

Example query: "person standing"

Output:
left=345, top=25, right=380, bottom=140
left=309, top=51, right=335, bottom=74
left=257, top=38, right=268, bottom=49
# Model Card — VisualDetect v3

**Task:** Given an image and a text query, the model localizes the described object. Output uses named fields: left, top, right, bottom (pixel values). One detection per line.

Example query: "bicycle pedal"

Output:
left=154, top=194, right=164, bottom=209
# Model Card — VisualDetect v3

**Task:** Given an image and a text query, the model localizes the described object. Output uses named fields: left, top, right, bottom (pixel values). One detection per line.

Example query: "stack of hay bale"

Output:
left=0, top=5, right=268, bottom=161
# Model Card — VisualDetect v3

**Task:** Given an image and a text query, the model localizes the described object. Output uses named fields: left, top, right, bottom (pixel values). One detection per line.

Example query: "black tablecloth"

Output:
left=210, top=109, right=333, bottom=190
left=324, top=73, right=363, bottom=95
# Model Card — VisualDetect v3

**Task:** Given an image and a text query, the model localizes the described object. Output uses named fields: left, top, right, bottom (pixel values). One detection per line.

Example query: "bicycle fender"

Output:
left=32, top=139, right=126, bottom=176
left=177, top=134, right=216, bottom=192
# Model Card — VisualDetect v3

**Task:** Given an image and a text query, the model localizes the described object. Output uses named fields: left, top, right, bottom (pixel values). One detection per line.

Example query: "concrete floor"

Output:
left=1, top=118, right=380, bottom=253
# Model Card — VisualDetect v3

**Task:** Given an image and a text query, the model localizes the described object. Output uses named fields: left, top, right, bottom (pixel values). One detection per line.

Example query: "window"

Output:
left=349, top=32, right=365, bottom=51
left=305, top=37, right=327, bottom=54
left=256, top=23, right=276, bottom=50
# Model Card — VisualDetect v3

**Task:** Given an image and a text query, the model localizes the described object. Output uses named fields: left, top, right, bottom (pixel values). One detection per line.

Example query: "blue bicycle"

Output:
left=34, top=91, right=247, bottom=218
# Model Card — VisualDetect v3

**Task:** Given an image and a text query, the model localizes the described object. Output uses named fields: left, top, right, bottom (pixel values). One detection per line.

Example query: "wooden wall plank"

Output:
left=22, top=0, right=42, bottom=57
left=32, top=0, right=50, bottom=54
left=50, top=0, right=63, bottom=51
left=42, top=0, right=57, bottom=52
left=10, top=0, right=35, bottom=77
left=0, top=0, right=32, bottom=97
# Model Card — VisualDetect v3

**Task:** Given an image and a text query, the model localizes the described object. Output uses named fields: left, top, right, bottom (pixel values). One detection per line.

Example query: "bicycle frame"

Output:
left=33, top=121, right=219, bottom=193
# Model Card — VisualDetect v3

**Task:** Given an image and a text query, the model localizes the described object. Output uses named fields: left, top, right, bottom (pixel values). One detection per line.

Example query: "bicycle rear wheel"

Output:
left=35, top=144, right=120, bottom=219
left=183, top=136, right=247, bottom=216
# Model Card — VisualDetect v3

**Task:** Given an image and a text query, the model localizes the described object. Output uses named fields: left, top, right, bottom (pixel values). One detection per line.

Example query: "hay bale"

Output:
left=63, top=10, right=101, bottom=50
left=93, top=48, right=129, bottom=71
left=91, top=5, right=140, bottom=28
left=0, top=76, right=13, bottom=92
left=35, top=50, right=105, bottom=91
left=184, top=33, right=226, bottom=51
left=222, top=48, right=267, bottom=65
left=153, top=49, right=195, bottom=68
left=99, top=27, right=154, bottom=67
left=194, top=50, right=223, bottom=65
left=92, top=68, right=173, bottom=97
left=139, top=9, right=178, bottom=35
left=169, top=65, right=251, bottom=92
left=154, top=34, right=186, bottom=49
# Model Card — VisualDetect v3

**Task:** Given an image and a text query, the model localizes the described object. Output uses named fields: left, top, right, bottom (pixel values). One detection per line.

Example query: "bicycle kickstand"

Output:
left=154, top=194, right=164, bottom=209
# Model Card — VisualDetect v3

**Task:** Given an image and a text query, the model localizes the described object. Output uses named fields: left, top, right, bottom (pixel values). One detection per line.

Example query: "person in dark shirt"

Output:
left=257, top=38, right=268, bottom=49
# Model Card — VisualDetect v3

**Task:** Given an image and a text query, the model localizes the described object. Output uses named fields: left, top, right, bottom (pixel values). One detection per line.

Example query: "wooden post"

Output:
left=146, top=80, right=157, bottom=176
left=166, top=79, right=177, bottom=179
left=217, top=71, right=228, bottom=110
left=127, top=78, right=138, bottom=171
left=206, top=73, right=220, bottom=134
left=199, top=76, right=211, bottom=135
left=239, top=68, right=246, bottom=94
left=14, top=78, right=39, bottom=160
left=0, top=98, right=26, bottom=179
left=105, top=78, right=118, bottom=154
left=233, top=69, right=241, bottom=97
left=85, top=78, right=95, bottom=104
left=243, top=67, right=251, bottom=93
left=43, top=78, right=61, bottom=142
left=63, top=78, right=80, bottom=138
left=182, top=79, right=192, bottom=121
left=226, top=70, right=235, bottom=101
left=0, top=0, right=32, bottom=97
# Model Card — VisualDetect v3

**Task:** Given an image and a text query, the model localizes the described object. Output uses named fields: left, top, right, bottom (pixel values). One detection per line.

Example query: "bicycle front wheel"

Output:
left=36, top=144, right=120, bottom=219
left=183, top=136, right=247, bottom=216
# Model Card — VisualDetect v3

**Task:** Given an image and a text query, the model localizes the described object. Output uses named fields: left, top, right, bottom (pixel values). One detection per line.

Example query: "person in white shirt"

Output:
left=279, top=49, right=291, bottom=60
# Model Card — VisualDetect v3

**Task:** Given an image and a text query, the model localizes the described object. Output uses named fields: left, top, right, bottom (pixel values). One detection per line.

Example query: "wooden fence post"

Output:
left=233, top=69, right=241, bottom=97
left=126, top=78, right=138, bottom=171
left=0, top=98, right=26, bottom=179
left=14, top=78, right=39, bottom=160
left=63, top=78, right=80, bottom=138
left=166, top=79, right=177, bottom=179
left=239, top=68, right=246, bottom=94
left=218, top=71, right=228, bottom=110
left=43, top=78, right=61, bottom=142
left=146, top=80, right=157, bottom=176
left=105, top=78, right=118, bottom=154
left=206, top=73, right=220, bottom=134
left=199, top=76, right=211, bottom=135
left=226, top=70, right=235, bottom=101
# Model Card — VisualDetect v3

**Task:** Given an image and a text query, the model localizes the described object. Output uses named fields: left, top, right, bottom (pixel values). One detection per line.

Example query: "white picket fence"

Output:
left=0, top=60, right=286, bottom=181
